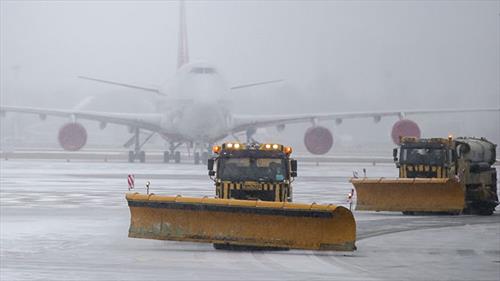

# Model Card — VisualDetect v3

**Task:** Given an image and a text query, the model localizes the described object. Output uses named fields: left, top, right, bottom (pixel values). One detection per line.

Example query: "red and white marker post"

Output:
left=127, top=174, right=135, bottom=191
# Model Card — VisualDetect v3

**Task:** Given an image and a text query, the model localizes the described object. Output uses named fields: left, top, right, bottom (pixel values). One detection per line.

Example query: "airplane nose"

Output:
left=179, top=103, right=225, bottom=141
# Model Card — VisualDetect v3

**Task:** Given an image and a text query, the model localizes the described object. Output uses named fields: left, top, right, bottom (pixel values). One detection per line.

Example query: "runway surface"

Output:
left=1, top=159, right=499, bottom=280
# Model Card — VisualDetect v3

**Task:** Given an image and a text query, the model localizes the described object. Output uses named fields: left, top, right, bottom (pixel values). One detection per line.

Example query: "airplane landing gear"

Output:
left=128, top=150, right=146, bottom=163
left=201, top=151, right=209, bottom=164
left=193, top=144, right=211, bottom=165
left=163, top=142, right=210, bottom=165
left=174, top=151, right=181, bottom=163
left=194, top=152, right=200, bottom=165
left=126, top=128, right=153, bottom=163
left=164, top=142, right=182, bottom=163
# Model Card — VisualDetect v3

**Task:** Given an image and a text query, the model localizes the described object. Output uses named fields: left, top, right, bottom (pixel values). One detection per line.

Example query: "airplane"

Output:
left=1, top=1, right=498, bottom=164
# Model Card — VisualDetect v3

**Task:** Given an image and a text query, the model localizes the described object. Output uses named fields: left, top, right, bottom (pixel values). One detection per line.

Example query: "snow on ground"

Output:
left=0, top=159, right=498, bottom=280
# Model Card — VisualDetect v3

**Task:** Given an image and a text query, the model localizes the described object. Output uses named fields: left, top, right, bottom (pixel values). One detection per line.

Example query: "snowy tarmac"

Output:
left=1, top=159, right=499, bottom=280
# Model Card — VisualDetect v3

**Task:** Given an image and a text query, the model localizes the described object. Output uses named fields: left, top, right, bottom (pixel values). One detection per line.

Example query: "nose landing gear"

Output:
left=193, top=151, right=209, bottom=165
left=163, top=142, right=182, bottom=163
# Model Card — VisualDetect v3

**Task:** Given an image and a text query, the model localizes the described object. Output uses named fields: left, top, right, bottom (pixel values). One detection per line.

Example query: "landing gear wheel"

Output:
left=174, top=151, right=181, bottom=163
left=128, top=151, right=135, bottom=163
left=163, top=151, right=170, bottom=163
left=194, top=152, right=200, bottom=165
left=201, top=152, right=209, bottom=165
left=138, top=151, right=146, bottom=163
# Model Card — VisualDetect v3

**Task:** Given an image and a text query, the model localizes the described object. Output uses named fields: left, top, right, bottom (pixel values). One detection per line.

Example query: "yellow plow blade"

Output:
left=126, top=193, right=356, bottom=251
left=351, top=178, right=465, bottom=213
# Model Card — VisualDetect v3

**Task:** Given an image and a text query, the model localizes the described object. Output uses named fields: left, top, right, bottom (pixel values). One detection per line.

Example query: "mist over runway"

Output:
left=1, top=1, right=499, bottom=154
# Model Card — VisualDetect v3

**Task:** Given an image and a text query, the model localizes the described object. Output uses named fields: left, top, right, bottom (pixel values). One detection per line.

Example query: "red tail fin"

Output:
left=177, top=0, right=189, bottom=69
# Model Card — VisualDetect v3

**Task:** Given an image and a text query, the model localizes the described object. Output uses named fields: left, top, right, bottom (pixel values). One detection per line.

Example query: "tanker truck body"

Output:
left=352, top=137, right=498, bottom=215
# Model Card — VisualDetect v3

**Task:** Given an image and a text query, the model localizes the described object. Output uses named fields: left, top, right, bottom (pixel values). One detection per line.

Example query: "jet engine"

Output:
left=58, top=122, right=87, bottom=151
left=304, top=126, right=333, bottom=155
left=391, top=119, right=421, bottom=144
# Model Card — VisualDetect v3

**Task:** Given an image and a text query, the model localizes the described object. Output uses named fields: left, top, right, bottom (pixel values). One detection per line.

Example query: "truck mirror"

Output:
left=290, top=159, right=297, bottom=176
left=393, top=148, right=398, bottom=161
left=456, top=145, right=463, bottom=158
left=208, top=170, right=216, bottom=177
left=207, top=158, right=215, bottom=171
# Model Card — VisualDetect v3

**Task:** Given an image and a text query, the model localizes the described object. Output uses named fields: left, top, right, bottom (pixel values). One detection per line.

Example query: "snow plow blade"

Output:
left=126, top=193, right=356, bottom=251
left=351, top=178, right=465, bottom=213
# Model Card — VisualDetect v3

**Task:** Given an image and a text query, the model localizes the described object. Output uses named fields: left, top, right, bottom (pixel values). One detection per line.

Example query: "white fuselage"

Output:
left=158, top=62, right=233, bottom=143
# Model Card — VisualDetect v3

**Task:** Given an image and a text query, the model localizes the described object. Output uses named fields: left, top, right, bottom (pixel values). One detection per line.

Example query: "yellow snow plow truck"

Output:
left=126, top=143, right=356, bottom=251
left=351, top=136, right=498, bottom=215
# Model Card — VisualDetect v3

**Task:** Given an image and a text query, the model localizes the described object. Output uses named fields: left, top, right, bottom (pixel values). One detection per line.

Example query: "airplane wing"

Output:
left=78, top=76, right=165, bottom=96
left=230, top=108, right=500, bottom=133
left=230, top=80, right=283, bottom=90
left=0, top=105, right=164, bottom=132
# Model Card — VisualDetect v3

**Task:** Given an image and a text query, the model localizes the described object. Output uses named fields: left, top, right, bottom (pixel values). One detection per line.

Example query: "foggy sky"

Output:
left=1, top=0, right=499, bottom=152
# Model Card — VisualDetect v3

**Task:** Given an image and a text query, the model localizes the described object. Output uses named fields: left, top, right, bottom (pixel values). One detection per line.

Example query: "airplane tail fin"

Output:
left=177, top=0, right=189, bottom=69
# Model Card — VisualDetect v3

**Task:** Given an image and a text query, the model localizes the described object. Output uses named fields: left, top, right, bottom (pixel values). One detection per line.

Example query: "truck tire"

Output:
left=479, top=208, right=494, bottom=216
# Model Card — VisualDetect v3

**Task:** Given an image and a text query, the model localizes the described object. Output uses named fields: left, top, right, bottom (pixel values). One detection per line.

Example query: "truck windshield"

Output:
left=400, top=148, right=446, bottom=165
left=218, top=157, right=286, bottom=182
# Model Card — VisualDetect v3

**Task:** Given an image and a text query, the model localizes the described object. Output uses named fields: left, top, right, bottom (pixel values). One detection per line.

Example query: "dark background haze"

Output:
left=1, top=0, right=499, bottom=154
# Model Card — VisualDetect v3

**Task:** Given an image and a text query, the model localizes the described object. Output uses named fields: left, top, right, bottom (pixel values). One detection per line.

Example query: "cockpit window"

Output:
left=190, top=67, right=216, bottom=74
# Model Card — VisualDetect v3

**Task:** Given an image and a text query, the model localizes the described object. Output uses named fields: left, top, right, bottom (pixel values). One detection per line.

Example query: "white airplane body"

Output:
left=156, top=62, right=231, bottom=143
left=1, top=1, right=498, bottom=163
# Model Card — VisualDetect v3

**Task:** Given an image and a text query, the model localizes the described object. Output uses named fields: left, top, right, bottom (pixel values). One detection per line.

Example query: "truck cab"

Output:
left=395, top=137, right=456, bottom=178
left=208, top=143, right=297, bottom=202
